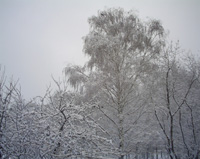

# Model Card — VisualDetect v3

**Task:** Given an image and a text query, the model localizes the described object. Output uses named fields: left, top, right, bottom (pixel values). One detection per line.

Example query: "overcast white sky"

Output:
left=0, top=0, right=200, bottom=100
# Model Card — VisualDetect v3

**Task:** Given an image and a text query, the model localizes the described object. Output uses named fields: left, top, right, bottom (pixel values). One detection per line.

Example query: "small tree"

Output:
left=34, top=78, right=115, bottom=159
left=0, top=66, right=44, bottom=158
left=0, top=66, right=20, bottom=158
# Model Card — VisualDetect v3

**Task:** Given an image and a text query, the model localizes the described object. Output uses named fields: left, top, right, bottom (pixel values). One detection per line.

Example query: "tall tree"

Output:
left=153, top=43, right=200, bottom=159
left=65, top=8, right=166, bottom=158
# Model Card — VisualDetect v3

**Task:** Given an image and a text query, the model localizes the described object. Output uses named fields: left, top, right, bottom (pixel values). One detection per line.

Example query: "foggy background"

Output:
left=0, top=0, right=199, bottom=100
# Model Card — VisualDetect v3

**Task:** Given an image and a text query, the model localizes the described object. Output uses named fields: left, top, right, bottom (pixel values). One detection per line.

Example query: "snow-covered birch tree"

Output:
left=65, top=8, right=166, bottom=158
